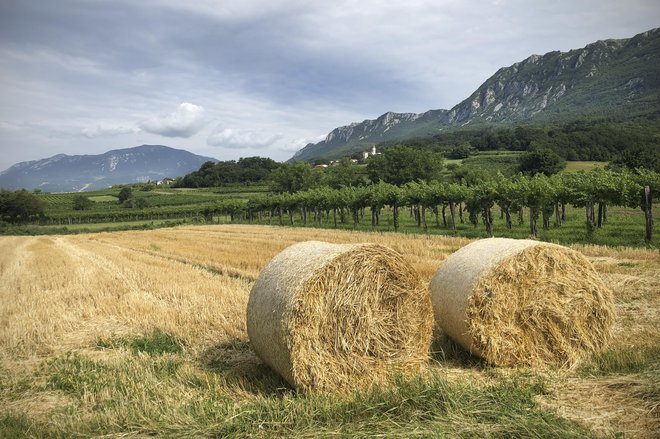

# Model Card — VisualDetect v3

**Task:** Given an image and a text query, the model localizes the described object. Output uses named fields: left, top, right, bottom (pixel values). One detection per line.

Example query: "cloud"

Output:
left=139, top=103, right=206, bottom=138
left=207, top=126, right=283, bottom=149
left=0, top=121, right=21, bottom=133
left=1, top=0, right=659, bottom=171
left=279, top=134, right=327, bottom=152
left=81, top=124, right=138, bottom=138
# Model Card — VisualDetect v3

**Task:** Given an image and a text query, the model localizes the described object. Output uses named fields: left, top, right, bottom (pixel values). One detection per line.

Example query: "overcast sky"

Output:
left=0, top=0, right=658, bottom=171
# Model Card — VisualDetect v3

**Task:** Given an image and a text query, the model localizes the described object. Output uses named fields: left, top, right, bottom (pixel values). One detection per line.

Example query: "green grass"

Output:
left=459, top=152, right=521, bottom=177
left=88, top=195, right=118, bottom=202
left=10, top=180, right=660, bottom=248
left=0, top=413, right=58, bottom=439
left=0, top=219, right=190, bottom=235
left=262, top=203, right=657, bottom=248
left=205, top=374, right=589, bottom=438
left=564, top=161, right=607, bottom=172
left=96, top=330, right=184, bottom=356
left=46, top=352, right=113, bottom=397
left=3, top=350, right=592, bottom=438
left=581, top=345, right=660, bottom=376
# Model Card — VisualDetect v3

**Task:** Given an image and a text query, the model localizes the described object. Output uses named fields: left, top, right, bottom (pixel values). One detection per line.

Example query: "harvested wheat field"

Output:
left=1, top=224, right=658, bottom=437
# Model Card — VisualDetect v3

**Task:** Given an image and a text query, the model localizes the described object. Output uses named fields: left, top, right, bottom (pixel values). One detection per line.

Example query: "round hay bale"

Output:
left=247, top=241, right=433, bottom=392
left=430, top=238, right=615, bottom=367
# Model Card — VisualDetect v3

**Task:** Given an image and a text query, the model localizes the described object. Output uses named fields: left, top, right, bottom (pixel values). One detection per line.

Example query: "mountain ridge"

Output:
left=291, top=27, right=660, bottom=162
left=0, top=145, right=217, bottom=192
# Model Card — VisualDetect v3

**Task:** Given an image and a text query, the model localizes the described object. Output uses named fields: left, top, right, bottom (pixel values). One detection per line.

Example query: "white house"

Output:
left=362, top=144, right=380, bottom=160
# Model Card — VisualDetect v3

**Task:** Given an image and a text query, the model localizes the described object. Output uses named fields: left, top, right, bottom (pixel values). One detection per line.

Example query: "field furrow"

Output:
left=1, top=224, right=658, bottom=438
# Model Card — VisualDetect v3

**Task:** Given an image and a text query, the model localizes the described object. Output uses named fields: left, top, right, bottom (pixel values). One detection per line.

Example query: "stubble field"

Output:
left=0, top=225, right=658, bottom=437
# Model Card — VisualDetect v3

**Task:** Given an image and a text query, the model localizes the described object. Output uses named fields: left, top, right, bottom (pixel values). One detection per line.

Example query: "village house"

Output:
left=362, top=144, right=380, bottom=160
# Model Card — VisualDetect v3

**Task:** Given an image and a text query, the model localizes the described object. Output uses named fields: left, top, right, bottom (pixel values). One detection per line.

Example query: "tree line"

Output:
left=173, top=157, right=280, bottom=187
left=384, top=118, right=660, bottom=168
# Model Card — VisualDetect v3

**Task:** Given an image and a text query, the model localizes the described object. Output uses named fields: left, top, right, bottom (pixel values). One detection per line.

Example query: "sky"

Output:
left=0, top=0, right=658, bottom=171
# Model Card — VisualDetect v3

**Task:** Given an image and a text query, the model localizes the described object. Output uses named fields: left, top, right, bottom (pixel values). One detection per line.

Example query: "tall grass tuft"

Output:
left=581, top=345, right=660, bottom=376
left=97, top=329, right=184, bottom=356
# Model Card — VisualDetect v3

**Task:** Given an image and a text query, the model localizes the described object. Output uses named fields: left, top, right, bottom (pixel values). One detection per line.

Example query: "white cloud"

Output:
left=0, top=121, right=21, bottom=133
left=207, top=126, right=283, bottom=149
left=1, top=0, right=659, bottom=171
left=279, top=134, right=326, bottom=152
left=81, top=124, right=138, bottom=138
left=139, top=103, right=206, bottom=138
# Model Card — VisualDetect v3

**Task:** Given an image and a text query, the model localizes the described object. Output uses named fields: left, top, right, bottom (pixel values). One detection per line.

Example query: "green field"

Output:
left=564, top=161, right=607, bottom=172
left=88, top=195, right=118, bottom=202
left=16, top=189, right=655, bottom=248
left=247, top=203, right=656, bottom=248
left=3, top=166, right=657, bottom=248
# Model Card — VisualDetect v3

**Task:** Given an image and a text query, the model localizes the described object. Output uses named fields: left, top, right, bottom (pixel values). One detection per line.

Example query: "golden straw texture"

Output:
left=430, top=238, right=615, bottom=367
left=247, top=241, right=433, bottom=392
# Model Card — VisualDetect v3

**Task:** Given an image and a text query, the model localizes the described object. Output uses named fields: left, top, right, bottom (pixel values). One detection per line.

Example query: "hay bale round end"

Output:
left=430, top=238, right=615, bottom=367
left=247, top=241, right=433, bottom=392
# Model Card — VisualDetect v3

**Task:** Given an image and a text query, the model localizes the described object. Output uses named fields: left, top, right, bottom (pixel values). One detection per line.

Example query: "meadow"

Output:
left=1, top=225, right=658, bottom=437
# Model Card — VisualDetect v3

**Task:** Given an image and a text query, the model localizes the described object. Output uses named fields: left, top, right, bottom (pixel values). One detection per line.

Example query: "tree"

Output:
left=72, top=194, right=93, bottom=211
left=134, top=197, right=148, bottom=209
left=270, top=162, right=320, bottom=193
left=518, top=148, right=565, bottom=176
left=403, top=181, right=433, bottom=231
left=612, top=145, right=659, bottom=173
left=378, top=182, right=404, bottom=231
left=366, top=146, right=443, bottom=185
left=517, top=175, right=553, bottom=237
left=494, top=174, right=524, bottom=229
left=464, top=181, right=496, bottom=236
left=633, top=169, right=660, bottom=242
left=324, top=159, right=366, bottom=189
left=444, top=183, right=468, bottom=232
left=0, top=189, right=45, bottom=223
left=447, top=143, right=471, bottom=159
left=118, top=187, right=133, bottom=204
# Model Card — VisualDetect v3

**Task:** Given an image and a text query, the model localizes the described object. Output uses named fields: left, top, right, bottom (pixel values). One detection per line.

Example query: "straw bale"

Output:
left=430, top=238, right=615, bottom=367
left=247, top=241, right=433, bottom=392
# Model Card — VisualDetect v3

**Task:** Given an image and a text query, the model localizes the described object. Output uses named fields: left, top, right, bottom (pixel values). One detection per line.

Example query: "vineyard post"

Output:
left=449, top=202, right=457, bottom=232
left=433, top=206, right=440, bottom=227
left=597, top=202, right=605, bottom=228
left=529, top=207, right=538, bottom=237
left=644, top=186, right=653, bottom=242
left=421, top=205, right=427, bottom=232
left=393, top=204, right=399, bottom=230
left=484, top=207, right=493, bottom=237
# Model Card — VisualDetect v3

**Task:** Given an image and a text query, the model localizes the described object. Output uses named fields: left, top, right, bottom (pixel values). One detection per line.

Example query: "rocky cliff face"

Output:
left=0, top=145, right=217, bottom=192
left=291, top=27, right=660, bottom=162
left=292, top=109, right=449, bottom=161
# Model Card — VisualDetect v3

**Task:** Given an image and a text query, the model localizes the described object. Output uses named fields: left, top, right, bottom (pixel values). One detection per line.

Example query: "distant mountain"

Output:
left=0, top=145, right=217, bottom=192
left=291, top=27, right=660, bottom=162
